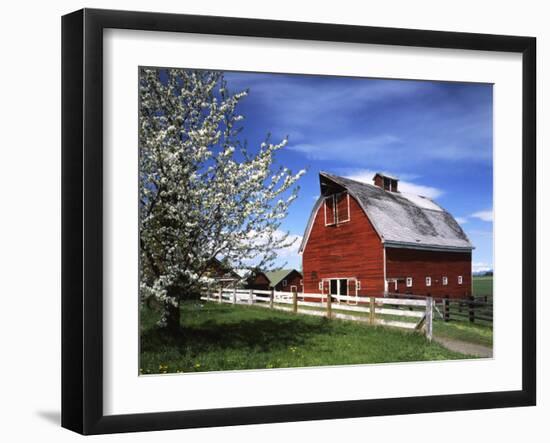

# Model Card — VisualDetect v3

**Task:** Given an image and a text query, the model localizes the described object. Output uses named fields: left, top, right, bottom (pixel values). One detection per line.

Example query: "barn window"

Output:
left=356, top=280, right=361, bottom=291
left=335, top=192, right=350, bottom=224
left=324, top=195, right=336, bottom=226
left=300, top=279, right=303, bottom=285
left=282, top=279, right=287, bottom=286
left=406, top=277, right=413, bottom=287
left=324, top=192, right=350, bottom=226
left=442, top=276, right=448, bottom=286
left=318, top=281, right=323, bottom=291
left=425, top=277, right=432, bottom=287
left=458, top=275, right=463, bottom=285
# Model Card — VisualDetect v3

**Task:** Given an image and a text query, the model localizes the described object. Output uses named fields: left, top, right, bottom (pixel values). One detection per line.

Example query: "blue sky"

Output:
left=223, top=71, right=493, bottom=273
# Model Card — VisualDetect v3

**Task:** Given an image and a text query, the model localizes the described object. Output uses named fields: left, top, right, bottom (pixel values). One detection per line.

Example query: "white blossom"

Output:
left=139, top=68, right=304, bottom=328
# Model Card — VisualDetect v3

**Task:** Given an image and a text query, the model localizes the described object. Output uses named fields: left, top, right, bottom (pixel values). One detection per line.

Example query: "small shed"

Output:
left=206, top=258, right=242, bottom=288
left=245, top=269, right=304, bottom=293
left=265, top=269, right=303, bottom=293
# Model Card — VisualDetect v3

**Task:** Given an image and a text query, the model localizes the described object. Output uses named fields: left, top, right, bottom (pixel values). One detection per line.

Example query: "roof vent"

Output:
left=373, top=173, right=399, bottom=192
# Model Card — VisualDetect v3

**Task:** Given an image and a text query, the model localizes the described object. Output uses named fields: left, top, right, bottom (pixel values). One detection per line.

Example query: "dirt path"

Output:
left=433, top=336, right=493, bottom=358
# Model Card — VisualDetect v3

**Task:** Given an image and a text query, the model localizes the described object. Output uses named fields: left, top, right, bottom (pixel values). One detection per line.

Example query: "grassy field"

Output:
left=433, top=319, right=492, bottom=347
left=473, top=276, right=493, bottom=298
left=430, top=275, right=493, bottom=346
left=140, top=301, right=474, bottom=374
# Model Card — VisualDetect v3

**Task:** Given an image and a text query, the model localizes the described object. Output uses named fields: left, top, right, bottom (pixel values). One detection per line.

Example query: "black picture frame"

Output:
left=61, top=8, right=536, bottom=435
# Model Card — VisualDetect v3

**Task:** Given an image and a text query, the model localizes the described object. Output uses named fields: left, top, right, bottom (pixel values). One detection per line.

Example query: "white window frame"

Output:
left=324, top=195, right=336, bottom=226
left=425, top=276, right=431, bottom=287
left=335, top=192, right=351, bottom=224
left=290, top=285, right=297, bottom=293
left=318, top=281, right=323, bottom=291
left=324, top=192, right=350, bottom=226
left=325, top=277, right=359, bottom=305
left=406, top=277, right=413, bottom=287
left=458, top=275, right=463, bottom=285
left=282, top=279, right=287, bottom=286
left=442, top=276, right=448, bottom=286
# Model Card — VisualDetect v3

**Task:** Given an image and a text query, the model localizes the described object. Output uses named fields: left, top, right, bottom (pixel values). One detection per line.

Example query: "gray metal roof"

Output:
left=299, top=172, right=474, bottom=253
left=264, top=269, right=299, bottom=287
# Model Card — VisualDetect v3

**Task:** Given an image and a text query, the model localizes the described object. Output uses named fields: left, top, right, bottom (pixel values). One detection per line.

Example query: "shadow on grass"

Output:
left=141, top=316, right=330, bottom=353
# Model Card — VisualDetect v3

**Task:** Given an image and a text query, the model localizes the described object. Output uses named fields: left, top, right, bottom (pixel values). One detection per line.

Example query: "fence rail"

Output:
left=200, top=288, right=434, bottom=340
left=384, top=292, right=493, bottom=325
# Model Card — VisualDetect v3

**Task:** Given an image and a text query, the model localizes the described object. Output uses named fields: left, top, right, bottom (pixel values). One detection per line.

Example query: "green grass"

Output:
left=285, top=300, right=492, bottom=348
left=433, top=319, right=493, bottom=347
left=140, top=301, right=476, bottom=375
left=473, top=276, right=493, bottom=299
left=425, top=275, right=492, bottom=347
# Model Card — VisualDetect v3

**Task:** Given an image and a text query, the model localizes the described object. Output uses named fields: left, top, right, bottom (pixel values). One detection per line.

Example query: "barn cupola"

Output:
left=373, top=172, right=399, bottom=192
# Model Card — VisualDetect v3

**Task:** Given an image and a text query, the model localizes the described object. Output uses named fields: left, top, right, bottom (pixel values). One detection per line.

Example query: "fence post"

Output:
left=248, top=289, right=253, bottom=305
left=444, top=296, right=449, bottom=322
left=292, top=289, right=298, bottom=313
left=269, top=288, right=274, bottom=309
left=326, top=292, right=332, bottom=319
left=233, top=286, right=237, bottom=305
left=369, top=297, right=376, bottom=325
left=469, top=295, right=475, bottom=323
left=425, top=297, right=433, bottom=342
left=218, top=287, right=222, bottom=304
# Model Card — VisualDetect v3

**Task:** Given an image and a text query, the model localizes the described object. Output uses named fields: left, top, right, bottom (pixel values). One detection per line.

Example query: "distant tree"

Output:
left=139, top=68, right=304, bottom=332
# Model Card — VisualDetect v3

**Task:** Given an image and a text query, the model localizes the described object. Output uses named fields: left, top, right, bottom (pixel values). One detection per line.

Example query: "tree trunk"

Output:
left=164, top=301, right=181, bottom=334
left=163, top=287, right=181, bottom=334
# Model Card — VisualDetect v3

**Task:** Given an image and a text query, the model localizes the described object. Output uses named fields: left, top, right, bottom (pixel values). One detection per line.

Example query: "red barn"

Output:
left=245, top=269, right=304, bottom=293
left=299, top=172, right=474, bottom=299
left=265, top=269, right=303, bottom=293
left=245, top=270, right=272, bottom=291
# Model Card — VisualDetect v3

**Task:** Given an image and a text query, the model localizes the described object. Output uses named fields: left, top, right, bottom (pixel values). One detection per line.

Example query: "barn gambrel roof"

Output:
left=264, top=269, right=300, bottom=287
left=299, top=172, right=474, bottom=253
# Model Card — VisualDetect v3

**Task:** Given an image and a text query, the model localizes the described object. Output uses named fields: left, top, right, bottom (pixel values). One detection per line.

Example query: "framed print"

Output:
left=61, top=8, right=536, bottom=435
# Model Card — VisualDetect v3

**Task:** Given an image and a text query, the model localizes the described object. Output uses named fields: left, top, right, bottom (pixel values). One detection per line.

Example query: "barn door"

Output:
left=328, top=279, right=349, bottom=303
left=347, top=279, right=358, bottom=305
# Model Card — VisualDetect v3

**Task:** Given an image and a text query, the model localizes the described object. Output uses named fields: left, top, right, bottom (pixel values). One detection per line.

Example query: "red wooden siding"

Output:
left=335, top=192, right=349, bottom=223
left=385, top=248, right=472, bottom=299
left=275, top=270, right=304, bottom=292
left=246, top=273, right=270, bottom=290
left=373, top=175, right=384, bottom=189
left=302, top=194, right=384, bottom=296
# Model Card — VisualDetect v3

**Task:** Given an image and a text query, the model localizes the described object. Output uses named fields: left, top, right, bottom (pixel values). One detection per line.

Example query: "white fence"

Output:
left=200, top=288, right=433, bottom=340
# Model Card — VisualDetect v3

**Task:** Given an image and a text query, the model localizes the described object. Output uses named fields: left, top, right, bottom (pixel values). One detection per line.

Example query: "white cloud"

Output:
left=288, top=135, right=401, bottom=161
left=272, top=230, right=303, bottom=269
left=472, top=262, right=493, bottom=273
left=240, top=229, right=303, bottom=270
left=455, top=217, right=468, bottom=225
left=275, top=231, right=303, bottom=258
left=398, top=182, right=443, bottom=199
left=471, top=209, right=493, bottom=222
left=344, top=169, right=444, bottom=199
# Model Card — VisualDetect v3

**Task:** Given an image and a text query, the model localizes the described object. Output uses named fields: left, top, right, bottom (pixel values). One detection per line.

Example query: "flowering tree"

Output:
left=139, top=68, right=304, bottom=332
